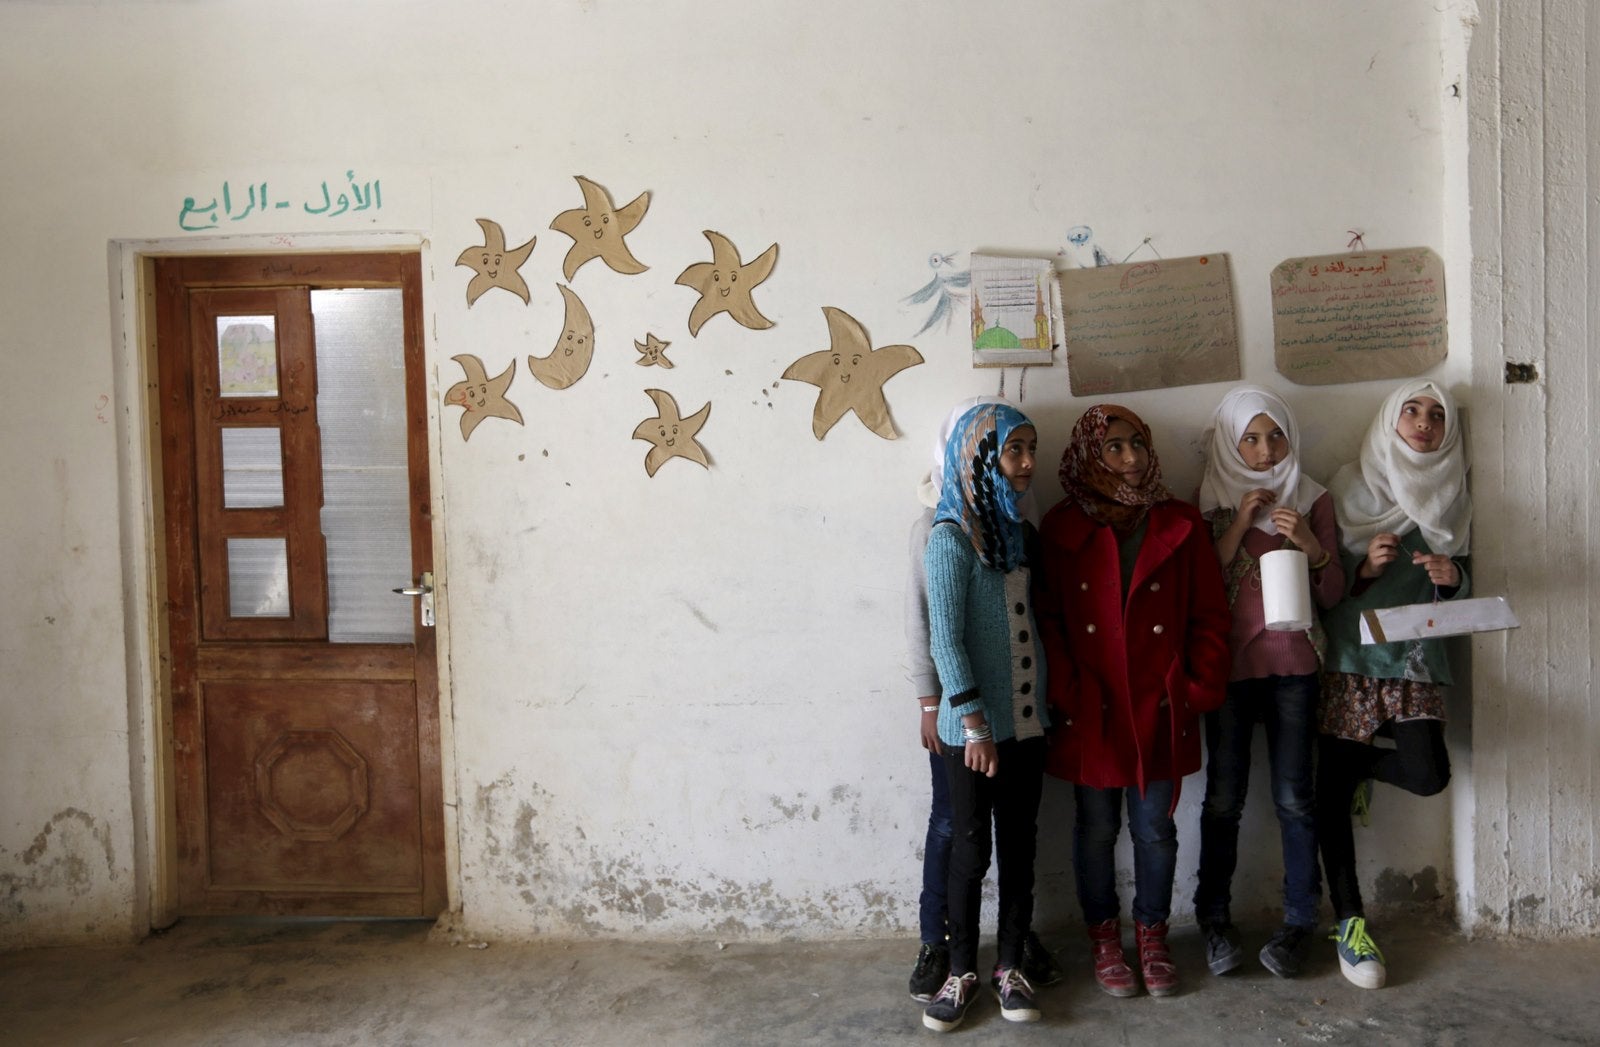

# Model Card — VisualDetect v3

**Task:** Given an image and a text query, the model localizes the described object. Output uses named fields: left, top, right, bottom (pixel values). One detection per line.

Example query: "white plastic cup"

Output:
left=1261, top=549, right=1313, bottom=631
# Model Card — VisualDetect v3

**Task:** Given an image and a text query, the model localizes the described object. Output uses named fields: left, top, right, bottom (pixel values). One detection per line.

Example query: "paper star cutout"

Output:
left=634, top=332, right=675, bottom=369
left=548, top=175, right=650, bottom=281
left=780, top=307, right=924, bottom=440
left=444, top=354, right=524, bottom=441
left=631, top=388, right=711, bottom=477
left=455, top=218, right=536, bottom=306
left=675, top=230, right=779, bottom=337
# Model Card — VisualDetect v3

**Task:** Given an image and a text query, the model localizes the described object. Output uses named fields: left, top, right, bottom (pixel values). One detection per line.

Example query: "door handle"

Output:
left=392, top=571, right=435, bottom=627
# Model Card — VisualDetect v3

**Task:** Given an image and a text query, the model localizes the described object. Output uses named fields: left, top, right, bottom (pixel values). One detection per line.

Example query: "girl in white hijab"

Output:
left=1317, top=378, right=1472, bottom=994
left=1192, top=386, right=1344, bottom=983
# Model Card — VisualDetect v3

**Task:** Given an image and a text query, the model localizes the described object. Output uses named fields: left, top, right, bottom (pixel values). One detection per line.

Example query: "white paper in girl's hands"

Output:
left=1358, top=596, right=1519, bottom=644
left=1260, top=549, right=1313, bottom=631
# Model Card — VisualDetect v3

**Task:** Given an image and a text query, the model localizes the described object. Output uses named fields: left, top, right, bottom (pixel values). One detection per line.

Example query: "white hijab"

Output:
left=1330, top=378, right=1471, bottom=557
left=1197, top=385, right=1325, bottom=535
left=916, top=395, right=1039, bottom=524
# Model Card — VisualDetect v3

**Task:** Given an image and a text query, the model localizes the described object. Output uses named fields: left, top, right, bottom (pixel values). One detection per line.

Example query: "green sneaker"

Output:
left=1351, top=779, right=1373, bottom=827
left=1331, top=916, right=1387, bottom=989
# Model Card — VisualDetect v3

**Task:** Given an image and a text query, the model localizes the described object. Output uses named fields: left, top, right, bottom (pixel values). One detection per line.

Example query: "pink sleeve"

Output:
left=1308, top=492, right=1346, bottom=609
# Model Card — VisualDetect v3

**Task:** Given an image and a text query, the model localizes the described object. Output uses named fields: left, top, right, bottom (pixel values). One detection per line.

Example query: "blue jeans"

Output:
left=919, top=749, right=954, bottom=945
left=1194, top=674, right=1322, bottom=929
left=1074, top=780, right=1177, bottom=926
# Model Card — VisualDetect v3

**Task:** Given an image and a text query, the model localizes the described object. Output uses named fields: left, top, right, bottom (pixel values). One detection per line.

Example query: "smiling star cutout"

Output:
left=444, top=354, right=524, bottom=441
left=781, top=307, right=924, bottom=440
left=634, top=333, right=675, bottom=369
left=675, top=230, right=780, bottom=337
left=548, top=175, right=650, bottom=281
left=456, top=218, right=537, bottom=306
left=631, top=388, right=711, bottom=477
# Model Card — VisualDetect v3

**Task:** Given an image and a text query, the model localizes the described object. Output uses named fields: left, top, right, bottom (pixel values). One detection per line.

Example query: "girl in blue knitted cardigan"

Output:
left=921, top=402, right=1049, bottom=1033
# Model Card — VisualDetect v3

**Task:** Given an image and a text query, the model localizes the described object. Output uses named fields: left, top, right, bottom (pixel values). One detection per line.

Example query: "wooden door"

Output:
left=153, top=253, right=445, bottom=916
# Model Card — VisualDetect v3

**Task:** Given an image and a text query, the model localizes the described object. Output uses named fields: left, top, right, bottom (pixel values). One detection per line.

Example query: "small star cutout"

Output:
left=634, top=333, right=675, bottom=369
left=780, top=307, right=923, bottom=440
left=675, top=230, right=779, bottom=337
left=549, top=175, right=650, bottom=281
left=631, top=388, right=711, bottom=477
left=444, top=354, right=523, bottom=441
left=455, top=218, right=536, bottom=306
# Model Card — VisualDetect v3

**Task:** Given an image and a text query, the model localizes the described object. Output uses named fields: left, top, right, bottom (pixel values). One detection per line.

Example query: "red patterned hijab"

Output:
left=1058, top=404, right=1172, bottom=533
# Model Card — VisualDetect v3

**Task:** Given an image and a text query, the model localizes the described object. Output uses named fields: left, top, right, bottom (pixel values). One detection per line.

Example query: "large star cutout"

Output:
left=548, top=175, right=650, bottom=281
left=455, top=218, right=536, bottom=306
left=634, top=332, right=675, bottom=369
left=631, top=388, right=711, bottom=477
left=781, top=307, right=924, bottom=440
left=444, top=354, right=523, bottom=441
left=675, top=230, right=779, bottom=336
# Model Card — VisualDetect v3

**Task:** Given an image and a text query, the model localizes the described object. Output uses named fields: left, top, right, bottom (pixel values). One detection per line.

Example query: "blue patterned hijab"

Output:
left=934, top=402, right=1032, bottom=572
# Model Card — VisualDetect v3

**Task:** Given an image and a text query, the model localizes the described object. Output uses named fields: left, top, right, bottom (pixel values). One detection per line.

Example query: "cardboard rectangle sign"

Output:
left=1059, top=253, right=1240, bottom=396
left=1358, top=596, right=1518, bottom=644
left=1272, top=247, right=1447, bottom=386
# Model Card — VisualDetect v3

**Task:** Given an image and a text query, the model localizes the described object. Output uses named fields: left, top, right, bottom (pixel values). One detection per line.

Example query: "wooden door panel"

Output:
left=202, top=680, right=421, bottom=890
left=154, top=252, right=443, bottom=918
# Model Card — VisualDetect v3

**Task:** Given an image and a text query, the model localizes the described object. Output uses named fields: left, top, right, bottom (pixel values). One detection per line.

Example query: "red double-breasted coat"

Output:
left=1035, top=499, right=1231, bottom=806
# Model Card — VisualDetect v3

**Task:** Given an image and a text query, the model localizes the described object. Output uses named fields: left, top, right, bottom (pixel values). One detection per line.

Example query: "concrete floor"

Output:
left=3, top=917, right=1598, bottom=1046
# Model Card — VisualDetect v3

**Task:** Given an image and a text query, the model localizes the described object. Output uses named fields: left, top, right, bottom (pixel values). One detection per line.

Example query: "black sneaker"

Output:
left=1021, top=930, right=1065, bottom=986
left=909, top=942, right=950, bottom=1002
left=991, top=966, right=1042, bottom=1023
left=1200, top=920, right=1244, bottom=975
left=923, top=972, right=980, bottom=1033
left=1260, top=923, right=1314, bottom=978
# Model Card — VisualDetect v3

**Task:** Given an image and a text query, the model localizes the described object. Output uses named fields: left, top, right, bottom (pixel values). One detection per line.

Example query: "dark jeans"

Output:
left=1317, top=718, right=1451, bottom=920
left=944, top=737, right=1046, bottom=976
left=1194, top=674, right=1322, bottom=929
left=919, top=749, right=954, bottom=945
left=1074, top=779, right=1177, bottom=926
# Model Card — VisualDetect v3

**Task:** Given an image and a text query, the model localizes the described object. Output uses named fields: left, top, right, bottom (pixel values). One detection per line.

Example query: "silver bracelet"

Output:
left=962, top=724, right=993, bottom=743
left=921, top=705, right=939, bottom=713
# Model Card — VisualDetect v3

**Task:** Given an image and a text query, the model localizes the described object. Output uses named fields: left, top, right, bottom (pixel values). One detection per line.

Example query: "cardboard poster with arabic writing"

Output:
left=1271, top=248, right=1446, bottom=385
left=1059, top=254, right=1239, bottom=396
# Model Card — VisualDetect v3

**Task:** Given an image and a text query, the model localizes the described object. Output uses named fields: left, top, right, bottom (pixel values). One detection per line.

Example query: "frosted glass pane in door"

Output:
left=311, top=288, right=413, bottom=643
left=221, top=427, right=284, bottom=508
left=217, top=316, right=279, bottom=397
left=227, top=537, right=291, bottom=617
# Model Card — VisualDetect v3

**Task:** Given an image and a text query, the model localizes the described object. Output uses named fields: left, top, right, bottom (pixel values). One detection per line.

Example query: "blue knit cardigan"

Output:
left=924, top=521, right=1050, bottom=748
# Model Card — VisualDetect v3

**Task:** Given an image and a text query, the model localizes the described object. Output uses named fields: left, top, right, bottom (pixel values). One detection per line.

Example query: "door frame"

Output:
left=109, top=233, right=458, bottom=931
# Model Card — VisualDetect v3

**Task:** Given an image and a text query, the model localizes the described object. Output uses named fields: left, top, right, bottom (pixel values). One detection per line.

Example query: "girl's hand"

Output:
left=1238, top=488, right=1276, bottom=522
left=919, top=700, right=944, bottom=755
left=1269, top=506, right=1321, bottom=562
left=1412, top=551, right=1461, bottom=588
left=965, top=738, right=999, bottom=778
left=1361, top=532, right=1401, bottom=579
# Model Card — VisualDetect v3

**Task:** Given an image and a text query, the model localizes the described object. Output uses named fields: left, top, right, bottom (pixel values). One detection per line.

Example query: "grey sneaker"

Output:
left=991, top=966, right=1041, bottom=1023
left=1200, top=920, right=1244, bottom=975
left=1259, top=923, right=1314, bottom=978
left=923, top=972, right=980, bottom=1033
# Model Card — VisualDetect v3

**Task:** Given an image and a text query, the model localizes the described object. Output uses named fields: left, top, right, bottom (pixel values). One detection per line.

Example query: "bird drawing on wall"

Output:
left=903, top=251, right=971, bottom=336
left=1063, top=225, right=1114, bottom=268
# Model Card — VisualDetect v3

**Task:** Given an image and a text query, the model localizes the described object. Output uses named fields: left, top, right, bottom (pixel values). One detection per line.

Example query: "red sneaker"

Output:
left=1086, top=918, right=1138, bottom=997
left=1135, top=919, right=1178, bottom=997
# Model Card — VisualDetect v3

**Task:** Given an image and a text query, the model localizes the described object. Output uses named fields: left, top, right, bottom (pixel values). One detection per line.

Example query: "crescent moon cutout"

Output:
left=527, top=285, right=596, bottom=390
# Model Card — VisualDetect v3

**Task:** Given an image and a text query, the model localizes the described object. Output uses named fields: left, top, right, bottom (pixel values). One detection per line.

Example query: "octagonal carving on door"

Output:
left=253, top=728, right=370, bottom=842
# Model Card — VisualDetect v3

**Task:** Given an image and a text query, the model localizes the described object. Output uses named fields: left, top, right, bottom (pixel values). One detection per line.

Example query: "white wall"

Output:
left=1463, top=0, right=1600, bottom=937
left=0, top=0, right=1476, bottom=945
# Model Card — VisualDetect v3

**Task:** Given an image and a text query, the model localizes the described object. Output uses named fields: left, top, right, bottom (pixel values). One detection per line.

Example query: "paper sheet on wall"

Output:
left=969, top=254, right=1060, bottom=367
left=1358, top=596, right=1518, bottom=644
left=1059, top=254, right=1239, bottom=395
left=1271, top=247, right=1446, bottom=385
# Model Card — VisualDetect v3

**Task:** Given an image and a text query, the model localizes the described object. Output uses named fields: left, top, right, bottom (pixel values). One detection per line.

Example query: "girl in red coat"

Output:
left=1037, top=404, right=1231, bottom=998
